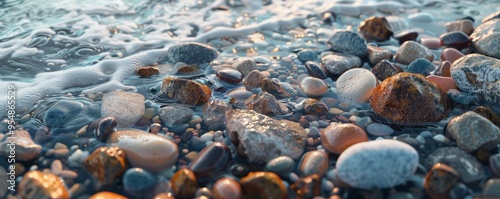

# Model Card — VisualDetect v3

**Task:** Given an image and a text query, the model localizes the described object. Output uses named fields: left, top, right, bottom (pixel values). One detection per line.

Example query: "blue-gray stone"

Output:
left=328, top=30, right=368, bottom=58
left=425, top=147, right=485, bottom=184
left=43, top=100, right=83, bottom=128
left=305, top=61, right=328, bottom=79
left=123, top=168, right=157, bottom=192
left=167, top=42, right=219, bottom=65
left=265, top=156, right=295, bottom=176
left=321, top=53, right=362, bottom=75
left=297, top=50, right=318, bottom=62
left=405, top=58, right=434, bottom=76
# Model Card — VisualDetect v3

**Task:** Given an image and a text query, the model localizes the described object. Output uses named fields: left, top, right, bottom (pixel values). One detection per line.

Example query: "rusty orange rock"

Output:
left=89, top=191, right=128, bottom=199
left=320, top=123, right=368, bottom=154
left=83, top=146, right=127, bottom=190
left=161, top=77, right=212, bottom=105
left=170, top=168, right=197, bottom=199
left=240, top=172, right=288, bottom=199
left=19, top=171, right=70, bottom=199
left=135, top=66, right=160, bottom=78
left=358, top=16, right=393, bottom=42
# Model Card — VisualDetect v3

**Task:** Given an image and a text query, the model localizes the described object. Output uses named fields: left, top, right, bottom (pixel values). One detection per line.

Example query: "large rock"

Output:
left=167, top=42, right=219, bottom=65
left=425, top=147, right=485, bottom=184
left=321, top=53, right=362, bottom=75
left=19, top=171, right=70, bottom=199
left=101, top=91, right=145, bottom=128
left=370, top=73, right=452, bottom=125
left=225, top=109, right=307, bottom=163
left=470, top=19, right=500, bottom=59
left=245, top=92, right=289, bottom=115
left=328, top=30, right=368, bottom=58
left=0, top=130, right=41, bottom=162
left=450, top=54, right=500, bottom=112
left=161, top=77, right=212, bottom=106
left=446, top=111, right=500, bottom=152
left=335, top=139, right=419, bottom=189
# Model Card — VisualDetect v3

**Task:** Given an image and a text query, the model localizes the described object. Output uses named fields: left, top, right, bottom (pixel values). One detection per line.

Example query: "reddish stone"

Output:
left=426, top=75, right=458, bottom=92
left=83, top=146, right=127, bottom=190
left=320, top=123, right=368, bottom=154
left=440, top=48, right=464, bottom=64
left=213, top=178, right=242, bottom=199
left=421, top=37, right=442, bottom=49
left=435, top=61, right=452, bottom=77
left=89, top=192, right=128, bottom=199
left=19, top=171, right=70, bottom=199
left=302, top=98, right=329, bottom=116
left=135, top=66, right=160, bottom=78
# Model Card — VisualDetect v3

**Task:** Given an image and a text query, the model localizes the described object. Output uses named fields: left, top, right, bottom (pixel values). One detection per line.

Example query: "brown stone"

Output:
left=175, top=65, right=203, bottom=75
left=170, top=168, right=197, bottom=199
left=19, top=171, right=70, bottom=199
left=153, top=193, right=176, bottom=199
left=0, top=130, right=41, bottom=162
left=320, top=123, right=368, bottom=154
left=441, top=48, right=464, bottom=64
left=290, top=174, right=322, bottom=199
left=135, top=66, right=159, bottom=78
left=89, top=191, right=128, bottom=199
left=445, top=20, right=475, bottom=36
left=424, top=163, right=459, bottom=199
left=213, top=178, right=243, bottom=199
left=240, top=172, right=288, bottom=199
left=260, top=78, right=290, bottom=99
left=161, top=77, right=212, bottom=105
left=244, top=70, right=265, bottom=90
left=302, top=98, right=329, bottom=116
left=367, top=46, right=393, bottom=65
left=370, top=73, right=452, bottom=125
left=245, top=92, right=289, bottom=115
left=474, top=106, right=500, bottom=127
left=358, top=16, right=393, bottom=42
left=83, top=146, right=127, bottom=190
left=189, top=142, right=231, bottom=179
left=434, top=61, right=452, bottom=77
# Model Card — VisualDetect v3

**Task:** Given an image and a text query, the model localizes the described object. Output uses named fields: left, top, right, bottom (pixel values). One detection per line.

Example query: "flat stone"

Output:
left=395, top=41, right=434, bottom=65
left=321, top=123, right=368, bottom=154
left=321, top=53, right=363, bottom=75
left=305, top=61, right=328, bottom=79
left=405, top=58, right=435, bottom=76
left=159, top=105, right=194, bottom=126
left=424, top=163, right=460, bottom=199
left=439, top=31, right=470, bottom=50
left=19, top=171, right=70, bottom=199
left=426, top=75, right=458, bottom=92
left=226, top=109, right=307, bottom=163
left=335, top=139, right=419, bottom=189
left=216, top=68, right=244, bottom=83
left=358, top=16, right=393, bottom=42
left=328, top=30, right=368, bottom=58
left=470, top=19, right=500, bottom=59
left=101, top=91, right=145, bottom=127
left=0, top=130, right=41, bottom=162
left=161, top=77, right=212, bottom=106
left=240, top=172, right=288, bottom=199
left=167, top=42, right=219, bottom=65
left=441, top=48, right=464, bottom=64
left=425, top=147, right=485, bottom=184
left=135, top=66, right=160, bottom=78
left=420, top=37, right=442, bottom=49
left=245, top=92, right=289, bottom=115
left=446, top=111, right=500, bottom=152
left=83, top=146, right=127, bottom=190
left=189, top=142, right=231, bottom=179
left=107, top=130, right=178, bottom=173
left=297, top=49, right=318, bottom=62
left=336, top=68, right=378, bottom=103
left=366, top=123, right=394, bottom=136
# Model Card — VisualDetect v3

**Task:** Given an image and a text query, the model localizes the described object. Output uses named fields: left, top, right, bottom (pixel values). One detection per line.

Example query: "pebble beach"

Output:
left=0, top=0, right=500, bottom=198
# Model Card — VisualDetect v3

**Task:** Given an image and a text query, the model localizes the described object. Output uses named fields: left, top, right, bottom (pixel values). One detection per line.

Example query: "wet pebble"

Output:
left=260, top=78, right=290, bottom=99
left=420, top=37, right=441, bottom=49
left=367, top=45, right=393, bottom=65
left=290, top=174, right=322, bottom=199
left=304, top=61, right=328, bottom=79
left=482, top=179, right=500, bottom=198
left=371, top=59, right=401, bottom=81
left=19, top=171, right=69, bottom=199
left=300, top=77, right=328, bottom=98
left=395, top=41, right=433, bottom=64
left=439, top=31, right=470, bottom=50
left=434, top=60, right=451, bottom=77
left=266, top=156, right=295, bottom=176
left=321, top=53, right=362, bottom=75
left=358, top=16, right=393, bottom=42
left=123, top=168, right=157, bottom=194
left=101, top=91, right=145, bottom=128
left=213, top=178, right=242, bottom=199
left=167, top=42, right=219, bottom=65
left=298, top=150, right=329, bottom=177
left=336, top=68, right=378, bottom=103
left=189, top=142, right=231, bottom=179
left=328, top=30, right=368, bottom=57
left=408, top=12, right=434, bottom=22
left=240, top=172, right=288, bottom=199
left=171, top=168, right=197, bottom=199
left=135, top=66, right=160, bottom=78
left=159, top=105, right=194, bottom=126
left=440, top=48, right=464, bottom=63
left=425, top=147, right=485, bottom=184
left=297, top=49, right=318, bottom=62
left=216, top=68, right=244, bottom=83
left=89, top=192, right=128, bottom=199
left=321, top=123, right=368, bottom=154
left=424, top=163, right=460, bottom=199
left=233, top=57, right=257, bottom=76
left=243, top=70, right=265, bottom=89
left=490, top=154, right=500, bottom=177
left=366, top=123, right=394, bottom=136
left=426, top=75, right=457, bottom=93
left=445, top=111, right=500, bottom=152
left=0, top=130, right=41, bottom=162
left=405, top=58, right=435, bottom=76
left=202, top=99, right=232, bottom=127
left=302, top=98, right=329, bottom=116
left=161, top=77, right=212, bottom=105
left=83, top=146, right=127, bottom=190
left=393, top=31, right=419, bottom=45
left=245, top=92, right=290, bottom=115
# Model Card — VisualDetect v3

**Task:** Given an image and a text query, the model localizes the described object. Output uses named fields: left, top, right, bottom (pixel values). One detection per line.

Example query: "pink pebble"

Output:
left=213, top=178, right=242, bottom=199
left=420, top=37, right=441, bottom=49
left=440, top=48, right=464, bottom=63
left=426, top=75, right=458, bottom=92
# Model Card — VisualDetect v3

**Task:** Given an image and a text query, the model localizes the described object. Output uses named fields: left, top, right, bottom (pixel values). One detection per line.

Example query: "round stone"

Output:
left=19, top=171, right=70, bottom=199
left=424, top=163, right=460, bottom=199
left=298, top=150, right=329, bottom=177
left=426, top=147, right=485, bottom=184
left=471, top=18, right=500, bottom=59
left=441, top=48, right=464, bottom=64
left=123, top=168, right=157, bottom=193
left=446, top=111, right=500, bottom=152
left=328, top=30, right=368, bottom=57
left=233, top=57, right=257, bottom=76
left=321, top=53, right=363, bottom=75
left=321, top=123, right=368, bottom=154
left=89, top=192, right=128, bottom=199
left=265, top=156, right=295, bottom=176
left=299, top=77, right=328, bottom=98
left=213, top=178, right=243, bottom=199
left=358, top=16, right=393, bottom=42
left=395, top=41, right=434, bottom=65
left=335, top=139, right=419, bottom=189
left=426, top=75, right=457, bottom=92
left=216, top=68, right=244, bottom=83
left=366, top=123, right=394, bottom=136
left=405, top=58, right=435, bottom=76
left=189, top=142, right=231, bottom=179
left=297, top=49, right=318, bottom=62
left=167, top=42, right=219, bottom=65
left=440, top=31, right=470, bottom=50
left=336, top=68, right=378, bottom=103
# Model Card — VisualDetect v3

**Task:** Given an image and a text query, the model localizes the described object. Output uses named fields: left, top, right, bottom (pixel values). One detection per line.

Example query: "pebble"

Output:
left=213, top=178, right=242, bottom=199
left=240, top=172, right=288, bottom=199
left=216, top=68, right=244, bottom=83
left=408, top=12, right=434, bottom=22
left=336, top=68, right=378, bottom=103
left=445, top=20, right=475, bottom=36
left=243, top=70, right=265, bottom=89
left=450, top=53, right=500, bottom=111
left=439, top=31, right=470, bottom=49
left=371, top=59, right=401, bottom=81
left=246, top=92, right=290, bottom=115
left=335, top=139, right=419, bottom=189
left=51, top=160, right=63, bottom=175
left=395, top=41, right=434, bottom=65
left=434, top=60, right=451, bottom=77
left=0, top=130, right=41, bottom=162
left=260, top=78, right=290, bottom=99
left=308, top=126, right=321, bottom=138
left=305, top=61, right=328, bottom=79
left=426, top=75, right=458, bottom=93
left=89, top=192, right=128, bottom=199
left=135, top=66, right=160, bottom=78
left=366, top=123, right=394, bottom=136
left=393, top=30, right=419, bottom=45
left=297, top=49, right=318, bottom=62
left=43, top=100, right=83, bottom=128
left=321, top=53, right=363, bottom=75
left=432, top=134, right=450, bottom=144
left=266, top=156, right=295, bottom=176
left=200, top=133, right=214, bottom=142
left=445, top=111, right=500, bottom=152
left=233, top=57, right=257, bottom=76
left=202, top=99, right=232, bottom=126
left=298, top=150, right=329, bottom=177
left=189, top=142, right=231, bottom=179
left=424, top=163, right=460, bottom=199
left=482, top=179, right=500, bottom=198
left=302, top=98, right=329, bottom=116
left=299, top=77, right=329, bottom=98
left=358, top=16, right=393, bottom=42
left=175, top=64, right=203, bottom=76
left=107, top=130, right=178, bottom=173
left=225, top=109, right=307, bottom=163
left=83, top=146, right=127, bottom=190
left=159, top=105, right=194, bottom=126
left=440, top=48, right=464, bottom=63
left=420, top=37, right=441, bottom=49
left=171, top=168, right=197, bottom=199
left=328, top=30, right=368, bottom=58
left=123, top=168, right=157, bottom=194
left=367, top=45, right=393, bottom=65
left=167, top=42, right=219, bottom=65
left=405, top=58, right=435, bottom=76
left=425, top=147, right=485, bottom=184
left=161, top=77, right=212, bottom=105
left=19, top=170, right=70, bottom=199
left=290, top=174, right=322, bottom=199
left=101, top=91, right=145, bottom=127
left=321, top=123, right=368, bottom=154
left=370, top=73, right=452, bottom=125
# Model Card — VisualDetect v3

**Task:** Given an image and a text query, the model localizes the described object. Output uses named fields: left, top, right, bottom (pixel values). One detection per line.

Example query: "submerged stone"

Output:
left=167, top=42, right=219, bottom=65
left=161, top=77, right=212, bottom=106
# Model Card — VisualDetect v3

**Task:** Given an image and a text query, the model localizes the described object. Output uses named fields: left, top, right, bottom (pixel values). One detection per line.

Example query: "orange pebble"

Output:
left=426, top=75, right=458, bottom=92
left=320, top=123, right=368, bottom=154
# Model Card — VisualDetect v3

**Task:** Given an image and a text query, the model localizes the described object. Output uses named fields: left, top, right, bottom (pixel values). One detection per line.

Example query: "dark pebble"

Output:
left=305, top=61, right=328, bottom=79
left=216, top=68, right=244, bottom=83
left=393, top=31, right=419, bottom=45
left=230, top=163, right=250, bottom=178
left=405, top=58, right=435, bottom=76
left=297, top=50, right=318, bottom=62
left=439, top=31, right=470, bottom=50
left=189, top=142, right=231, bottom=179
left=371, top=59, right=400, bottom=81
left=123, top=168, right=157, bottom=193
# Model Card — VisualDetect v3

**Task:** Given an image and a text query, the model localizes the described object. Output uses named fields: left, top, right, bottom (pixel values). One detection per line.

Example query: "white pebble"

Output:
left=336, top=68, right=378, bottom=103
left=433, top=134, right=450, bottom=143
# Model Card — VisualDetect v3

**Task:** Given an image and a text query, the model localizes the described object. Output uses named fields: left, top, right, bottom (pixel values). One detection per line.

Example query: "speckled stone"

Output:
left=246, top=92, right=289, bottom=115
left=260, top=78, right=290, bottom=99
left=290, top=174, right=322, bottom=199
left=405, top=58, right=435, bottom=76
left=424, top=163, right=460, bottom=199
left=298, top=150, right=329, bottom=177
left=371, top=60, right=401, bottom=81
left=395, top=41, right=434, bottom=65
left=83, top=146, right=127, bottom=190
left=300, top=77, right=329, bottom=98
left=159, top=105, right=194, bottom=126
left=328, top=30, right=368, bottom=57
left=321, top=123, right=368, bottom=154
left=446, top=111, right=500, bottom=152
left=474, top=106, right=500, bottom=127
left=425, top=147, right=485, bottom=184
left=202, top=99, right=233, bottom=126
left=213, top=178, right=242, bottom=199
left=358, top=16, right=393, bottom=42
left=19, top=171, right=70, bottom=199
left=305, top=61, right=328, bottom=79
left=367, top=45, right=393, bottom=65
left=101, top=91, right=145, bottom=128
left=335, top=139, right=419, bottom=189
left=240, top=172, right=288, bottom=199
left=321, top=53, right=363, bottom=75
left=226, top=109, right=307, bottom=163
left=167, top=42, right=219, bottom=65
left=298, top=49, right=318, bottom=62
left=302, top=98, right=329, bottom=116
left=336, top=68, right=378, bottom=103
left=161, top=77, right=212, bottom=106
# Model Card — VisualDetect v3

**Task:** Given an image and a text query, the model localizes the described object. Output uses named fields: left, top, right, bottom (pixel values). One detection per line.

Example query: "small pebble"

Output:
left=336, top=68, right=377, bottom=103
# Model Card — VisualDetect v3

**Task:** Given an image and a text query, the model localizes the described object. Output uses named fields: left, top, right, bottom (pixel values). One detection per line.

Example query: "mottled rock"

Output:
left=425, top=147, right=485, bottom=184
left=245, top=92, right=289, bottom=115
left=175, top=64, right=203, bottom=76
left=298, top=150, right=329, bottom=177
left=302, top=98, right=329, bottom=116
left=260, top=78, right=290, bottom=99
left=216, top=68, right=244, bottom=83
left=321, top=53, right=363, bottom=75
left=83, top=146, right=127, bottom=190
left=405, top=58, right=435, bottom=76
left=101, top=91, right=145, bottom=127
left=266, top=156, right=295, bottom=176
left=450, top=54, right=500, bottom=111
left=107, top=130, right=178, bottom=173
left=474, top=106, right=500, bottom=127
left=300, top=77, right=328, bottom=98
left=370, top=73, right=452, bottom=125
left=358, top=16, right=393, bottom=42
left=19, top=171, right=69, bottom=199
left=240, top=172, right=287, bottom=199
left=233, top=57, right=257, bottom=76
left=297, top=49, right=318, bottom=62
left=424, top=163, right=460, bottom=199
left=0, top=130, right=41, bottom=162
left=161, top=77, right=212, bottom=105
left=159, top=105, right=194, bottom=126
left=226, top=109, right=307, bottom=163
left=135, top=66, right=160, bottom=78
left=202, top=99, right=232, bottom=126
left=393, top=30, right=419, bottom=45
left=167, top=42, right=219, bottom=65
left=336, top=140, right=419, bottom=189
left=243, top=70, right=265, bottom=89
left=371, top=60, right=401, bottom=81
left=189, top=142, right=231, bottom=179
left=328, top=30, right=368, bottom=57
left=446, top=111, right=500, bottom=152
left=91, top=117, right=117, bottom=142
left=305, top=61, right=328, bottom=79
left=290, top=174, right=322, bottom=199
left=367, top=45, right=393, bottom=65
left=439, top=31, right=470, bottom=50
left=445, top=20, right=474, bottom=36
left=470, top=19, right=500, bottom=59
left=171, top=168, right=197, bottom=199
left=321, top=123, right=368, bottom=154
left=89, top=192, right=128, bottom=199
left=395, top=41, right=434, bottom=65
left=336, top=68, right=378, bottom=103
left=123, top=168, right=157, bottom=194
left=213, top=178, right=242, bottom=199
